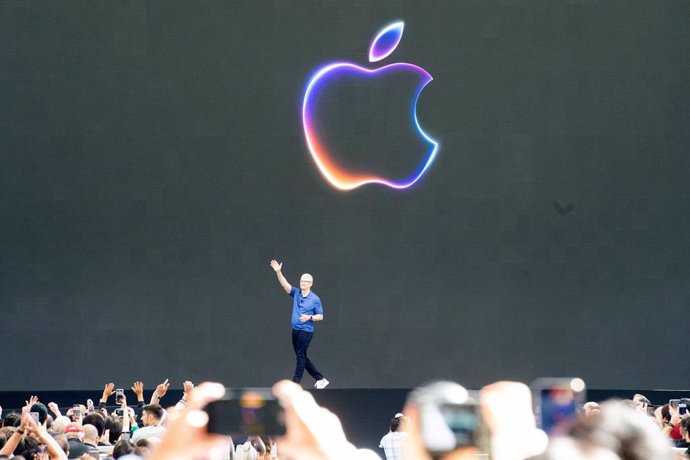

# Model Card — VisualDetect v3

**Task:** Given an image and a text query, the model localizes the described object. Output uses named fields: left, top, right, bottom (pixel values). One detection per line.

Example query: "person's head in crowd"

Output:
left=78, top=453, right=99, bottom=460
left=64, top=422, right=85, bottom=440
left=13, top=434, right=40, bottom=460
left=655, top=404, right=672, bottom=427
left=105, top=415, right=123, bottom=445
left=390, top=414, right=409, bottom=432
left=134, top=439, right=150, bottom=449
left=82, top=424, right=99, bottom=447
left=54, top=434, right=69, bottom=455
left=113, top=440, right=135, bottom=459
left=0, top=427, right=15, bottom=448
left=45, top=414, right=54, bottom=431
left=135, top=436, right=162, bottom=456
left=53, top=416, right=72, bottom=435
left=583, top=401, right=601, bottom=417
left=633, top=394, right=650, bottom=413
left=82, top=412, right=105, bottom=438
left=2, top=412, right=20, bottom=428
left=134, top=445, right=152, bottom=458
left=680, top=417, right=690, bottom=440
left=544, top=401, right=676, bottom=460
left=140, top=405, right=164, bottom=427
left=29, top=402, right=49, bottom=425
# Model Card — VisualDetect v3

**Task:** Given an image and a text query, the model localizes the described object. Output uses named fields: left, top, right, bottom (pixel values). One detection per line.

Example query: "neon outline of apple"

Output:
left=302, top=21, right=439, bottom=190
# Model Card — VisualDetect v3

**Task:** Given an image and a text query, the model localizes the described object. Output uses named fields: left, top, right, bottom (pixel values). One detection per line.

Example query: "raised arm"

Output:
left=270, top=260, right=292, bottom=294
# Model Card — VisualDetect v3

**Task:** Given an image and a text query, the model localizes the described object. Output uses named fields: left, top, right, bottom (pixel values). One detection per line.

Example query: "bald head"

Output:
left=82, top=424, right=98, bottom=444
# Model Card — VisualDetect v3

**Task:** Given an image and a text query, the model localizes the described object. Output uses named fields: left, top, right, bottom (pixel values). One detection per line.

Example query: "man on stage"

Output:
left=270, top=259, right=329, bottom=389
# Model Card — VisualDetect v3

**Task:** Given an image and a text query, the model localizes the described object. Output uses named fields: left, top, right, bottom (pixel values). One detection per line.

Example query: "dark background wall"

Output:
left=1, top=0, right=689, bottom=392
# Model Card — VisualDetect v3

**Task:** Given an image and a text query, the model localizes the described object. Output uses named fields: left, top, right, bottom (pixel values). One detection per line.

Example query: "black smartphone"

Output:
left=115, top=389, right=124, bottom=404
left=678, top=400, right=688, bottom=416
left=115, top=408, right=124, bottom=417
left=532, top=378, right=586, bottom=436
left=205, top=388, right=285, bottom=438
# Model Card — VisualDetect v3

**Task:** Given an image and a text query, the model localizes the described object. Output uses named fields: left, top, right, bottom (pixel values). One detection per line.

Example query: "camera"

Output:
left=205, top=388, right=285, bottom=438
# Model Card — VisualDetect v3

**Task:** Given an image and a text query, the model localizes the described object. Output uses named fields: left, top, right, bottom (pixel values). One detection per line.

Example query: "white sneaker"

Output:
left=314, top=378, right=330, bottom=389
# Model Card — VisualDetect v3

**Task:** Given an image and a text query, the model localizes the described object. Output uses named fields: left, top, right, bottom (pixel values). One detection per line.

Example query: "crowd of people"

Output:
left=1, top=378, right=688, bottom=460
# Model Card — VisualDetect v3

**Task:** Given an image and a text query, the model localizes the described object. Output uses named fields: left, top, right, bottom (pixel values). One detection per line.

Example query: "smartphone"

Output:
left=669, top=399, right=681, bottom=409
left=30, top=412, right=39, bottom=423
left=419, top=401, right=488, bottom=454
left=72, top=405, right=82, bottom=419
left=115, top=388, right=125, bottom=404
left=532, top=378, right=586, bottom=436
left=205, top=388, right=285, bottom=438
left=678, top=400, right=688, bottom=416
left=115, top=408, right=124, bottom=416
left=120, top=432, right=130, bottom=441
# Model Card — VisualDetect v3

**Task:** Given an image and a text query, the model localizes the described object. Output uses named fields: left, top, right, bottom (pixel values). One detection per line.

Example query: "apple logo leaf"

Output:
left=368, top=21, right=404, bottom=63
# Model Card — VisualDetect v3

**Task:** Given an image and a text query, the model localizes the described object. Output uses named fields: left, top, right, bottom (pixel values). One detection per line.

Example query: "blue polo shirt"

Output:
left=290, top=287, right=323, bottom=332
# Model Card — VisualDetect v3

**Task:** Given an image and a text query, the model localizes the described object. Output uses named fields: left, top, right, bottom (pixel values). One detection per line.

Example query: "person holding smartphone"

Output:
left=270, top=260, right=329, bottom=389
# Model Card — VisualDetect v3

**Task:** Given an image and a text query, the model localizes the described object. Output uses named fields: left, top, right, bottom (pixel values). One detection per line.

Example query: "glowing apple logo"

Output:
left=302, top=21, right=439, bottom=190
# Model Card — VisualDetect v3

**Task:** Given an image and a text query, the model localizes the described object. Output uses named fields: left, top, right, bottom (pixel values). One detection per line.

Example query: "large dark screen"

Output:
left=1, top=1, right=689, bottom=391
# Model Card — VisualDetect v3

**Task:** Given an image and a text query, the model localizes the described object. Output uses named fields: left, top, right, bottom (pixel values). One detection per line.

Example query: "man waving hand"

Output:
left=270, top=259, right=330, bottom=389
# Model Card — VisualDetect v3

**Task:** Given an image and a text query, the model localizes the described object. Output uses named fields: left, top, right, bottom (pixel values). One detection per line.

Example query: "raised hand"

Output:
left=23, top=395, right=39, bottom=413
left=270, top=260, right=282, bottom=272
left=132, top=381, right=144, bottom=400
left=48, top=402, right=61, bottom=418
left=183, top=381, right=195, bottom=396
left=271, top=380, right=378, bottom=460
left=155, top=378, right=170, bottom=398
left=149, top=383, right=228, bottom=460
left=102, top=382, right=115, bottom=401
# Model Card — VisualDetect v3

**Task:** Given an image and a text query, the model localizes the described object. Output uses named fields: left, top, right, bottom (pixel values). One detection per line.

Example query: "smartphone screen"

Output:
left=206, top=388, right=285, bottom=438
left=115, top=389, right=124, bottom=403
left=679, top=403, right=688, bottom=416
left=532, top=378, right=586, bottom=436
left=439, top=403, right=483, bottom=448
left=30, top=412, right=39, bottom=423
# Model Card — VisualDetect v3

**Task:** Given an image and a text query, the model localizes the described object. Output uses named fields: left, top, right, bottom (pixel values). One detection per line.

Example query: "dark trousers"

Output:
left=292, top=329, right=324, bottom=383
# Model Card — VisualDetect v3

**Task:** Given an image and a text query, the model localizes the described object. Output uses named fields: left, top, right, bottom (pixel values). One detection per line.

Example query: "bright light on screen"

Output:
left=301, top=21, right=440, bottom=191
